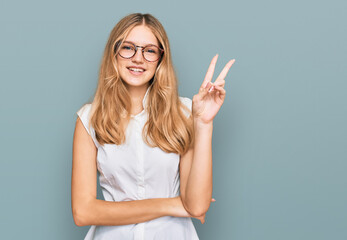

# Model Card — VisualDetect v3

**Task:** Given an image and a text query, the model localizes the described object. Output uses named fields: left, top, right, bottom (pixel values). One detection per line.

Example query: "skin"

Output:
left=71, top=24, right=234, bottom=227
left=179, top=55, right=235, bottom=220
left=116, top=25, right=159, bottom=115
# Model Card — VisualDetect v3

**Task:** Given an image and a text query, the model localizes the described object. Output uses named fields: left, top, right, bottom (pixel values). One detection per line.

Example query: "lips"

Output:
left=126, top=66, right=145, bottom=76
left=127, top=66, right=145, bottom=72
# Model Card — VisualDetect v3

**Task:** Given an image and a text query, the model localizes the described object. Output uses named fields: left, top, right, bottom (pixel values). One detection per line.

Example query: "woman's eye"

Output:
left=122, top=46, right=133, bottom=50
left=146, top=48, right=157, bottom=54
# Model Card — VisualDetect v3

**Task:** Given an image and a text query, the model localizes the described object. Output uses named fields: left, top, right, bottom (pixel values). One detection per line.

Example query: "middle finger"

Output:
left=214, top=59, right=235, bottom=85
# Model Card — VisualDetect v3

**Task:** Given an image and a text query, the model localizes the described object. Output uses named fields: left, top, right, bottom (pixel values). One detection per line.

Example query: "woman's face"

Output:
left=116, top=25, right=160, bottom=90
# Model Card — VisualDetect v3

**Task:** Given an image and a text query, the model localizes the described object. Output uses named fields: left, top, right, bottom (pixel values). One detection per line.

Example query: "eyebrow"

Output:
left=124, top=40, right=159, bottom=47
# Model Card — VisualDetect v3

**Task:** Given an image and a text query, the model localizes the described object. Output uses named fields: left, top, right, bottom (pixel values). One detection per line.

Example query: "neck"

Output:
left=126, top=83, right=150, bottom=115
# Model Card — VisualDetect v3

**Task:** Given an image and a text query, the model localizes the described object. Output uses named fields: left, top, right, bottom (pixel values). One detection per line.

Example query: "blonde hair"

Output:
left=89, top=13, right=193, bottom=155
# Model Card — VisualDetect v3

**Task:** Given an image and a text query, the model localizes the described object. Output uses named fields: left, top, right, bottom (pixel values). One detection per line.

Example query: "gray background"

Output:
left=1, top=0, right=346, bottom=239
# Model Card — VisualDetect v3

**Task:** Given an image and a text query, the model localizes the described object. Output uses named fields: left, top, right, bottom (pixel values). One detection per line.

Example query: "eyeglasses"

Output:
left=116, top=41, right=164, bottom=62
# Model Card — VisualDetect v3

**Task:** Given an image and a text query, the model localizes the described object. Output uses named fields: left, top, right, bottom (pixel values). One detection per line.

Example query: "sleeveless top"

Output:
left=76, top=85, right=199, bottom=240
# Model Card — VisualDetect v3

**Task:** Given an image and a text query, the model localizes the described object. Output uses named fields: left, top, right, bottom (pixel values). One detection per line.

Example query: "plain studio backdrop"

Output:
left=1, top=0, right=346, bottom=239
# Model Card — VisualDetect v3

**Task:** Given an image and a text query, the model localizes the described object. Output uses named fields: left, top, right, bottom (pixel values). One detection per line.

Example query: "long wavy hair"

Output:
left=88, top=13, right=194, bottom=155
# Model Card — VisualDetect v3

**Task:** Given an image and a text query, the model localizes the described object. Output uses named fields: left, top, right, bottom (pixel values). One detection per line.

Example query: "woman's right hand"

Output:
left=169, top=196, right=216, bottom=224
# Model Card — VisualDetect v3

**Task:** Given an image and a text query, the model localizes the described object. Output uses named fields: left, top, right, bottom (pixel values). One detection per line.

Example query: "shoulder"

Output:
left=76, top=103, right=93, bottom=133
left=77, top=103, right=92, bottom=117
left=76, top=103, right=99, bottom=147
left=179, top=96, right=192, bottom=118
left=179, top=96, right=192, bottom=109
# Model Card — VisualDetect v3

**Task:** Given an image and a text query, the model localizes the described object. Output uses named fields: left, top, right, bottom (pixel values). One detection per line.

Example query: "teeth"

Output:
left=129, top=68, right=144, bottom=72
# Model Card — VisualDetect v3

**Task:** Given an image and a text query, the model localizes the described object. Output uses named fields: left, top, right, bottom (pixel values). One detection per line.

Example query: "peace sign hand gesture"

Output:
left=192, top=55, right=235, bottom=125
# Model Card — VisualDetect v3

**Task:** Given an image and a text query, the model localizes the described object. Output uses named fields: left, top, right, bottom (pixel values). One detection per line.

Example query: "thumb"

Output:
left=198, top=81, right=212, bottom=100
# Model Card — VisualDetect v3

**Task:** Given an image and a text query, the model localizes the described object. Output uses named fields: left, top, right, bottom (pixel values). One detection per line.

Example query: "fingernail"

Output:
left=208, top=86, right=214, bottom=93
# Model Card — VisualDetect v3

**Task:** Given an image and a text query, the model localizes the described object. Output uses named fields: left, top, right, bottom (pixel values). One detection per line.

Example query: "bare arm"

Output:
left=179, top=121, right=213, bottom=218
left=71, top=117, right=177, bottom=226
left=180, top=55, right=235, bottom=217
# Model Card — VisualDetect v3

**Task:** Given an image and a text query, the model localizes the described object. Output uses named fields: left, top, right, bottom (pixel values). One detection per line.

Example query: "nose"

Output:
left=132, top=47, right=144, bottom=63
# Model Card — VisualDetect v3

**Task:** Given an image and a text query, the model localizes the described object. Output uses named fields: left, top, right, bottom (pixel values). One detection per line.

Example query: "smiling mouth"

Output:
left=127, top=67, right=145, bottom=73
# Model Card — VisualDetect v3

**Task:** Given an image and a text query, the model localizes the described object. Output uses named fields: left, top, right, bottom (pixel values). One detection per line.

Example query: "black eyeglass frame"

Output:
left=115, top=41, right=164, bottom=62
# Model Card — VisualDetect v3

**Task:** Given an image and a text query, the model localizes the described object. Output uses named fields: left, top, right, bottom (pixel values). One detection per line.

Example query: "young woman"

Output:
left=71, top=13, right=235, bottom=240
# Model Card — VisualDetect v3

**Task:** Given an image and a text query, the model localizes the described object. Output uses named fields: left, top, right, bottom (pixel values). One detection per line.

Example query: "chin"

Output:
left=122, top=79, right=150, bottom=88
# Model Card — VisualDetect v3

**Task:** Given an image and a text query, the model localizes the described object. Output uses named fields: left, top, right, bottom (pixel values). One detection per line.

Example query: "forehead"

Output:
left=125, top=25, right=159, bottom=46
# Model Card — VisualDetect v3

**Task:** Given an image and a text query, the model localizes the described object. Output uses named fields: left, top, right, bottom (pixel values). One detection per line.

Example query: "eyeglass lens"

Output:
left=118, top=42, right=162, bottom=62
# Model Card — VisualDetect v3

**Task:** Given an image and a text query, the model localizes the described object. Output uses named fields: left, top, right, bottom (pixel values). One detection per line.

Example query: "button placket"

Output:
left=134, top=117, right=146, bottom=200
left=134, top=223, right=145, bottom=240
left=133, top=113, right=147, bottom=240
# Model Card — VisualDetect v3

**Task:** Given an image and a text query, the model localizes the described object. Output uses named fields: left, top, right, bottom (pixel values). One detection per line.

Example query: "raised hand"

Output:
left=192, top=55, right=235, bottom=124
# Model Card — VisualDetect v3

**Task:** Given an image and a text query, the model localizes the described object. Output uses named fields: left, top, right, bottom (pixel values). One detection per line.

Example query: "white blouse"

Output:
left=76, top=85, right=199, bottom=240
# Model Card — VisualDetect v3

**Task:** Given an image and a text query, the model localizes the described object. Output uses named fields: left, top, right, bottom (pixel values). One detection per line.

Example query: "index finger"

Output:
left=201, top=54, right=219, bottom=89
